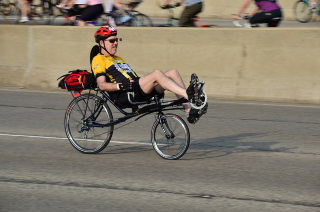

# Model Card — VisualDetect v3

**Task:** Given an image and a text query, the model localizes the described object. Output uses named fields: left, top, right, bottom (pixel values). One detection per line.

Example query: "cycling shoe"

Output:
left=186, top=73, right=207, bottom=110
left=187, top=102, right=208, bottom=124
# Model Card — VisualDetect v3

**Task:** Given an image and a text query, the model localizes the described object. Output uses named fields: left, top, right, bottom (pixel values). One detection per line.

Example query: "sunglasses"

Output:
left=105, top=38, right=122, bottom=43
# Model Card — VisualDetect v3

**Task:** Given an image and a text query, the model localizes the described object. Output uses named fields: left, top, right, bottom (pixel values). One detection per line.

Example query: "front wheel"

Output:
left=65, top=94, right=114, bottom=154
left=151, top=114, right=190, bottom=160
left=293, top=0, right=313, bottom=23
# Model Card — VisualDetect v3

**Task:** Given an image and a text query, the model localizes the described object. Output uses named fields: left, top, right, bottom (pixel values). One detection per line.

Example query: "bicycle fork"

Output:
left=157, top=113, right=175, bottom=140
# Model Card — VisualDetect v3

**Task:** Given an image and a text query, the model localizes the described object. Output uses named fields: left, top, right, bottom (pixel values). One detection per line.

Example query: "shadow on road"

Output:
left=185, top=133, right=295, bottom=160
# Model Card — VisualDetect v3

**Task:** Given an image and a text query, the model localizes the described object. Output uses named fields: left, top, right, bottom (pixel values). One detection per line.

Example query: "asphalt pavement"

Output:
left=1, top=87, right=320, bottom=212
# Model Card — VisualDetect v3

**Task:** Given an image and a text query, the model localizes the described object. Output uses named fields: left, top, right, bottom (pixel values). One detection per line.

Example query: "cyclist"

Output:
left=91, top=25, right=207, bottom=124
left=162, top=0, right=204, bottom=27
left=233, top=0, right=283, bottom=27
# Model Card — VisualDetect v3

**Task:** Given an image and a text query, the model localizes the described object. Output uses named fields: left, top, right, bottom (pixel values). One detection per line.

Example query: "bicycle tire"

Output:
left=293, top=0, right=313, bottom=23
left=133, top=13, right=153, bottom=27
left=151, top=114, right=190, bottom=160
left=65, top=94, right=114, bottom=154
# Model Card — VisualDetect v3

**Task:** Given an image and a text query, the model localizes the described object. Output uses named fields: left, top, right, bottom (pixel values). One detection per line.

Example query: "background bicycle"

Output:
left=293, top=0, right=320, bottom=23
left=0, top=0, right=21, bottom=24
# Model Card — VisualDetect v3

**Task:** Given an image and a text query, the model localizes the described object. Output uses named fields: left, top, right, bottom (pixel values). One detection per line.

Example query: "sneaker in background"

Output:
left=19, top=17, right=29, bottom=23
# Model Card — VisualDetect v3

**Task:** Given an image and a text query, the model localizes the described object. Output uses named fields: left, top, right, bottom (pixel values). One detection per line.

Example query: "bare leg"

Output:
left=21, top=0, right=28, bottom=18
left=139, top=69, right=191, bottom=112
left=139, top=69, right=188, bottom=99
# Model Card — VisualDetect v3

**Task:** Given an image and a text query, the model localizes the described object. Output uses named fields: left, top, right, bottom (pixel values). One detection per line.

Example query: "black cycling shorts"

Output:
left=250, top=9, right=282, bottom=27
left=80, top=4, right=104, bottom=21
left=110, top=78, right=161, bottom=108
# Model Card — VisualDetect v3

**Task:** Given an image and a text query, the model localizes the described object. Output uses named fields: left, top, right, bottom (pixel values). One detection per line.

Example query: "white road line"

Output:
left=0, top=133, right=151, bottom=146
left=213, top=100, right=320, bottom=109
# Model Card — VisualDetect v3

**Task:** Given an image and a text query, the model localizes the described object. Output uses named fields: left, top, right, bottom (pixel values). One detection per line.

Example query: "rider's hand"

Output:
left=117, top=79, right=133, bottom=91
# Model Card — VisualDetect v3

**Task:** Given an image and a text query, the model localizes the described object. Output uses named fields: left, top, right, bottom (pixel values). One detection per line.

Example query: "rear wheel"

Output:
left=293, top=0, right=313, bottom=23
left=65, top=94, right=114, bottom=154
left=151, top=114, right=190, bottom=160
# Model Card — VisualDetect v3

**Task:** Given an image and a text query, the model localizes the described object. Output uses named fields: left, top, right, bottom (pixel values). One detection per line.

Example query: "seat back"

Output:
left=90, top=45, right=100, bottom=73
left=89, top=45, right=100, bottom=89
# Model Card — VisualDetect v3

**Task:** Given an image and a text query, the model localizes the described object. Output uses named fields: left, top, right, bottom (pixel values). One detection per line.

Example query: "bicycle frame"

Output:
left=79, top=88, right=188, bottom=130
left=64, top=73, right=203, bottom=158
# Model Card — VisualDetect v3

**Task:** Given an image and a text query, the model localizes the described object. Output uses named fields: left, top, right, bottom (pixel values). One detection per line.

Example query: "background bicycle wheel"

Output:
left=293, top=0, right=313, bottom=23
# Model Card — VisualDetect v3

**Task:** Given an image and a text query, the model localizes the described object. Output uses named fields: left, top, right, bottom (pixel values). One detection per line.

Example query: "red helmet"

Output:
left=94, top=25, right=117, bottom=43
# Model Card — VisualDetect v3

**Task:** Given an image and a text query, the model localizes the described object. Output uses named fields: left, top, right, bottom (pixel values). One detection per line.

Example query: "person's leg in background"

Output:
left=179, top=2, right=202, bottom=27
left=20, top=0, right=31, bottom=23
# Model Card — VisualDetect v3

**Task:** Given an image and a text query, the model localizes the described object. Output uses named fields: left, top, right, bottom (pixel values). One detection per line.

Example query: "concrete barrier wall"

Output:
left=1, top=25, right=320, bottom=103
